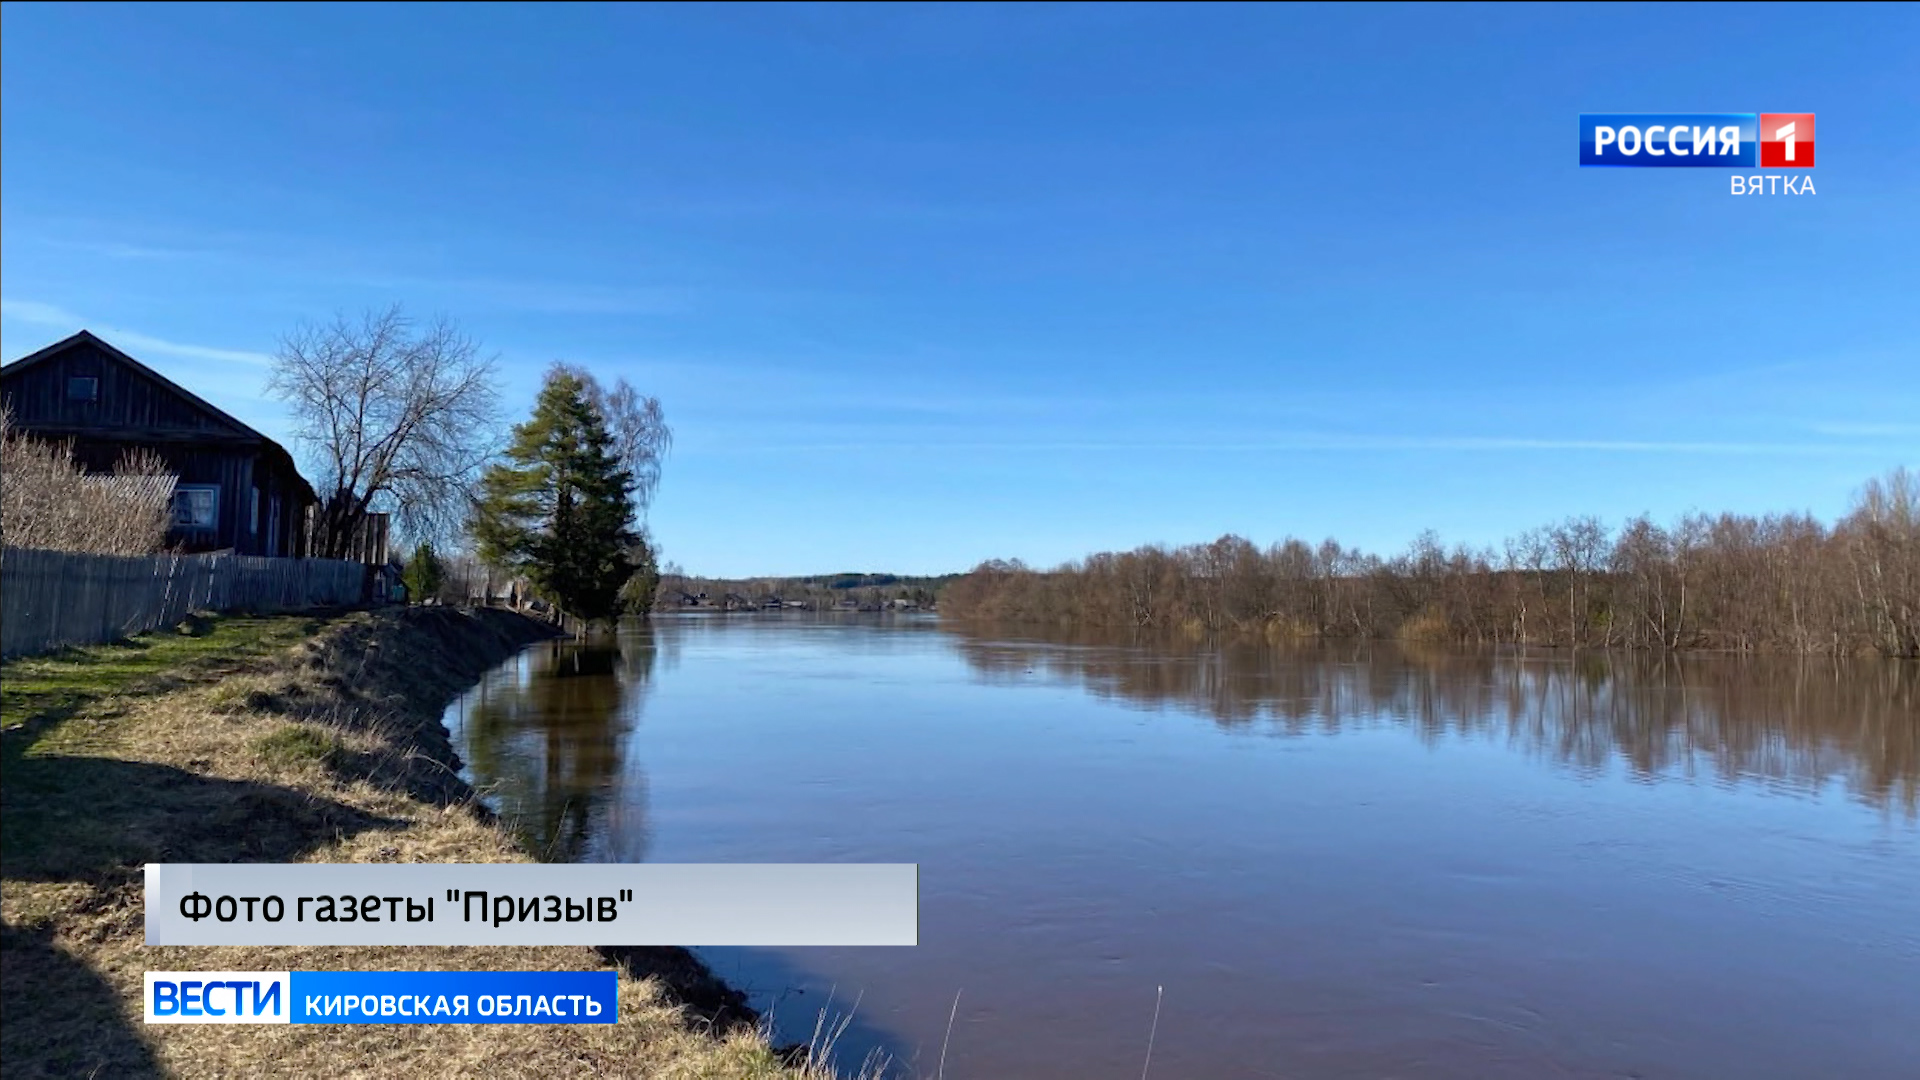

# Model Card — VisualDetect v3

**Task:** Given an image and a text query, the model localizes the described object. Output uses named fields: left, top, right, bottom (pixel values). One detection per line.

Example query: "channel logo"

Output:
left=145, top=970, right=618, bottom=1024
left=1580, top=113, right=1815, bottom=168
left=1759, top=113, right=1815, bottom=167
left=145, top=972, right=290, bottom=1024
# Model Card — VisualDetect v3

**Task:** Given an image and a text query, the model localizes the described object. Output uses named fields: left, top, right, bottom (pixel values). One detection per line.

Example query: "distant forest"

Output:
left=942, top=468, right=1919, bottom=658
left=656, top=571, right=963, bottom=610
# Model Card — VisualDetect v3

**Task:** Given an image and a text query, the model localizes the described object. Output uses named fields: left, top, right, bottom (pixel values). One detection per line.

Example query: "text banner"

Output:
left=144, top=970, right=620, bottom=1024
left=145, top=863, right=918, bottom=946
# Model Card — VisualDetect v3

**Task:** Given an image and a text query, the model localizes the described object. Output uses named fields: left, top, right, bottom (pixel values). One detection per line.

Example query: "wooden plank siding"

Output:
left=1, top=331, right=317, bottom=557
left=0, top=546, right=366, bottom=658
left=0, top=336, right=253, bottom=436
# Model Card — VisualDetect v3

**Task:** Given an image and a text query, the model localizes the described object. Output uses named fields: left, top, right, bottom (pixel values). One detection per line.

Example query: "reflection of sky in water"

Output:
left=447, top=616, right=1920, bottom=1080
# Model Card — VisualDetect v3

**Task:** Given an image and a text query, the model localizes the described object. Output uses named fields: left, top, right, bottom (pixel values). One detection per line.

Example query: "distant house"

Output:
left=468, top=575, right=534, bottom=608
left=1, top=330, right=315, bottom=557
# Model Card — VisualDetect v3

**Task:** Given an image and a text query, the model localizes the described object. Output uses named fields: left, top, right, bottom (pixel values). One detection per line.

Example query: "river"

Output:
left=445, top=613, right=1918, bottom=1079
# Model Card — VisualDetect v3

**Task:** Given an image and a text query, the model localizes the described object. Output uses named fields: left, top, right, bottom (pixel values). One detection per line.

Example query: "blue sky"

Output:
left=3, top=3, right=1915, bottom=576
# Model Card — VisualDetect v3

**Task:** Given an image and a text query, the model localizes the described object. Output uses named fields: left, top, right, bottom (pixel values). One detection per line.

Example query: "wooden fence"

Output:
left=1, top=546, right=367, bottom=659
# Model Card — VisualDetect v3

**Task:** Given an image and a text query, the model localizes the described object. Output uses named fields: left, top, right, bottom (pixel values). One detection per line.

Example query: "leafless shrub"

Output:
left=0, top=407, right=177, bottom=555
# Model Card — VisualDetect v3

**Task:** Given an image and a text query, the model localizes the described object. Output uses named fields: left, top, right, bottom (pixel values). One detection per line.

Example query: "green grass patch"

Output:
left=0, top=613, right=329, bottom=737
left=252, top=724, right=342, bottom=769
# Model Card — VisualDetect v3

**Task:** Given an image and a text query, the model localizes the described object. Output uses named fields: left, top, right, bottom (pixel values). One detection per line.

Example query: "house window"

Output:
left=66, top=376, right=99, bottom=402
left=173, top=485, right=219, bottom=530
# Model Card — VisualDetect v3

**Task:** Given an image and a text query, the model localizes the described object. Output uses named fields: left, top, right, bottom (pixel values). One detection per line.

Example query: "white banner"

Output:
left=145, top=863, right=918, bottom=946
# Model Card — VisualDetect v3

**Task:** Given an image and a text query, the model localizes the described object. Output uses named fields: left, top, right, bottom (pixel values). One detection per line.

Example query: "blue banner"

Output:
left=289, top=971, right=617, bottom=1024
left=1579, top=113, right=1756, bottom=166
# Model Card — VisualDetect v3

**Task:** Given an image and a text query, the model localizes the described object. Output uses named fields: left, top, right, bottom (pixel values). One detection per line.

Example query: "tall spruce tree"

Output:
left=471, top=368, right=638, bottom=621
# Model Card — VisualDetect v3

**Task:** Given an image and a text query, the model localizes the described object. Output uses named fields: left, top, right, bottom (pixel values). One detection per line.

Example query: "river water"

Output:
left=444, top=614, right=1918, bottom=1079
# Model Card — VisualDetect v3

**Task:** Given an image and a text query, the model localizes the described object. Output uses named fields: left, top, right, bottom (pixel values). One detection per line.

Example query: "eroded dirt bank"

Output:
left=1, top=606, right=819, bottom=1079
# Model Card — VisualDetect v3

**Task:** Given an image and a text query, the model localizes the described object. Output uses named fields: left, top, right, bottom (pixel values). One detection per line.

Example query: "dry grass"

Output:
left=1, top=607, right=864, bottom=1079
left=1394, top=605, right=1454, bottom=644
left=0, top=405, right=177, bottom=555
left=1260, top=615, right=1318, bottom=643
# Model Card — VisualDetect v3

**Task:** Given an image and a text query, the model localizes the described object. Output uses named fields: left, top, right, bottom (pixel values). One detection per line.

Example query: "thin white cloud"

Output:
left=16, top=222, right=691, bottom=317
left=1, top=298, right=273, bottom=366
left=42, top=238, right=215, bottom=262
left=105, top=329, right=275, bottom=367
left=624, top=193, right=1005, bottom=224
left=686, top=433, right=1874, bottom=456
left=1805, top=421, right=1920, bottom=438
left=351, top=274, right=694, bottom=316
left=1, top=299, right=85, bottom=327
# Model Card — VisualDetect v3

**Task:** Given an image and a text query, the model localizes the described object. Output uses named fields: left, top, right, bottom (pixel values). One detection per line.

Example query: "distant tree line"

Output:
left=941, top=468, right=1920, bottom=658
left=653, top=571, right=959, bottom=610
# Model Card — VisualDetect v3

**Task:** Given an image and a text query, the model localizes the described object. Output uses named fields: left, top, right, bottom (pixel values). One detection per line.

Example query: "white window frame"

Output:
left=173, top=485, right=220, bottom=531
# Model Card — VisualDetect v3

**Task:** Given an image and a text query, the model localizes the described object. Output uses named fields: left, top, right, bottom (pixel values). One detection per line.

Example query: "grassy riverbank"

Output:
left=1, top=607, right=840, bottom=1079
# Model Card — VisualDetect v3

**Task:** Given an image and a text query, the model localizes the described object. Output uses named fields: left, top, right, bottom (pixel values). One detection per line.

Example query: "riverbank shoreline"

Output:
left=1, top=607, right=825, bottom=1079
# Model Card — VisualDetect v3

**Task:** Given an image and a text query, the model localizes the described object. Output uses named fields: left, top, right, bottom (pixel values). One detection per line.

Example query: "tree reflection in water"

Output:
left=949, top=625, right=1919, bottom=816
left=456, top=627, right=660, bottom=862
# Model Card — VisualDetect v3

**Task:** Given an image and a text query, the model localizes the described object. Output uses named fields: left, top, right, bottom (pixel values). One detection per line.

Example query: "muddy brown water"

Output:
left=446, top=614, right=1919, bottom=1079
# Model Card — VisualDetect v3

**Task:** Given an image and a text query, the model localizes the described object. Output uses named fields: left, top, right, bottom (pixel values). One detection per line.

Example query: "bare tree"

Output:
left=1845, top=466, right=1920, bottom=657
left=269, top=305, right=501, bottom=557
left=552, top=362, right=673, bottom=519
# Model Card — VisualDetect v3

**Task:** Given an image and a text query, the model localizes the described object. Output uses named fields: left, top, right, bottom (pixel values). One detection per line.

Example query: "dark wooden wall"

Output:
left=2, top=339, right=314, bottom=557
left=55, top=438, right=306, bottom=555
left=2, top=338, right=250, bottom=437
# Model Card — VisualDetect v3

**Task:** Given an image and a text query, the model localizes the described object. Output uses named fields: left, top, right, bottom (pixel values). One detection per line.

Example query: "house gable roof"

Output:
left=3, top=330, right=262, bottom=439
left=1, top=329, right=317, bottom=503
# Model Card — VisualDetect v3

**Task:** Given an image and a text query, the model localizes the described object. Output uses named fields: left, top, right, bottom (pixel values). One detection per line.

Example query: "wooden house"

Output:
left=1, top=330, right=316, bottom=557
